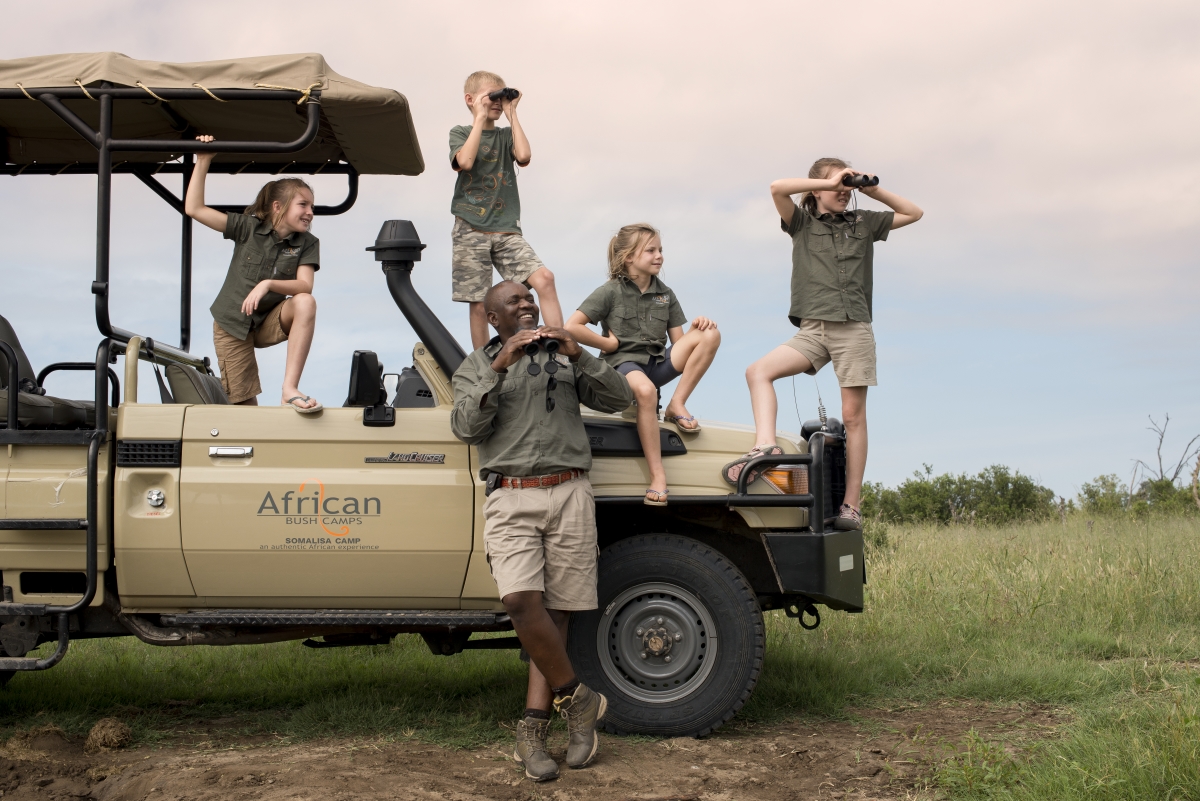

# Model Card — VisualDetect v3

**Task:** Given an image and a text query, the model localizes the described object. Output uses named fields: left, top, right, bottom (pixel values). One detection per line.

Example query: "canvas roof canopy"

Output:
left=0, top=52, right=423, bottom=175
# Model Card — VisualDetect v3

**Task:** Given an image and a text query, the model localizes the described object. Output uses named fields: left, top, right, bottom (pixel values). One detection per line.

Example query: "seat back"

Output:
left=0, top=314, right=37, bottom=390
left=165, top=364, right=230, bottom=405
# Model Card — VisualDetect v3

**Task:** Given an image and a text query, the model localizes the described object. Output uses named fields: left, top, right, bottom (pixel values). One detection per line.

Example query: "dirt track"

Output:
left=0, top=703, right=1059, bottom=800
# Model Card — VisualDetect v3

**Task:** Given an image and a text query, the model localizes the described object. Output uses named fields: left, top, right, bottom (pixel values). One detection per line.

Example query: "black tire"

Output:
left=567, top=534, right=764, bottom=737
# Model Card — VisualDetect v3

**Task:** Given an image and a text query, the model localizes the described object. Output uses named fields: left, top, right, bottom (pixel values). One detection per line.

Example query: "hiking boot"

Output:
left=834, top=503, right=862, bottom=531
left=553, top=683, right=607, bottom=768
left=514, top=716, right=559, bottom=782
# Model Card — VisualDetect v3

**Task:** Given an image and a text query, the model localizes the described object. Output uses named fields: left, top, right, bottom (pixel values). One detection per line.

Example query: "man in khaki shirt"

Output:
left=451, top=281, right=631, bottom=782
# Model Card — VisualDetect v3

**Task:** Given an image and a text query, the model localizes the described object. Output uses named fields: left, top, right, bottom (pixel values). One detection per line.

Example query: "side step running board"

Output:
left=158, top=609, right=511, bottom=630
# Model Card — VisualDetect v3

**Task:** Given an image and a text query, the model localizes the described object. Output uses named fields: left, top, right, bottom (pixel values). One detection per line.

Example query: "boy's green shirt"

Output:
left=449, top=125, right=522, bottom=234
left=210, top=212, right=320, bottom=340
left=782, top=205, right=893, bottom=326
left=576, top=276, right=687, bottom=368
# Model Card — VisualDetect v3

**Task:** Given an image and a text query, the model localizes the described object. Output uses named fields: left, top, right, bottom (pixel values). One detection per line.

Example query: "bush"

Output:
left=1078, top=473, right=1197, bottom=516
left=861, top=464, right=1056, bottom=526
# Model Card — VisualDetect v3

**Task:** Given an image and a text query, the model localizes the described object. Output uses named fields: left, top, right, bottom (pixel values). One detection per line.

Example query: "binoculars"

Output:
left=488, top=87, right=520, bottom=102
left=841, top=174, right=880, bottom=187
left=524, top=338, right=560, bottom=377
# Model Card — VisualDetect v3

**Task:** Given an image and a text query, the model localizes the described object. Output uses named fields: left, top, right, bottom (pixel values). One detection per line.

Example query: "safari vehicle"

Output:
left=0, top=53, right=863, bottom=738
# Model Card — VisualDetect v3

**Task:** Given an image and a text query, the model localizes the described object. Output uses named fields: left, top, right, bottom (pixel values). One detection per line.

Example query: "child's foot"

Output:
left=664, top=403, right=701, bottom=433
left=284, top=394, right=323, bottom=414
left=644, top=478, right=668, bottom=506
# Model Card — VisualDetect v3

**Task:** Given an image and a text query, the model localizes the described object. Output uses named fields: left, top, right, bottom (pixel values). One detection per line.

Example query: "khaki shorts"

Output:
left=482, top=476, right=598, bottom=611
left=784, top=319, right=877, bottom=387
left=212, top=303, right=289, bottom=404
left=451, top=216, right=545, bottom=303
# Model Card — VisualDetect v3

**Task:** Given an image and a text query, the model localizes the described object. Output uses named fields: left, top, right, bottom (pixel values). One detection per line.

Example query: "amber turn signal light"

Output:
left=761, top=466, right=810, bottom=495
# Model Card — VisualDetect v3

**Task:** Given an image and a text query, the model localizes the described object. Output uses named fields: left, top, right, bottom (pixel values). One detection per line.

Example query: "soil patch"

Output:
left=0, top=702, right=1062, bottom=800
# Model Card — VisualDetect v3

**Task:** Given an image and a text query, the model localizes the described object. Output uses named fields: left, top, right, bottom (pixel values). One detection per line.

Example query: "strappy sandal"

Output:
left=664, top=414, right=702, bottom=433
left=286, top=396, right=324, bottom=414
left=644, top=488, right=669, bottom=507
left=721, top=444, right=783, bottom=487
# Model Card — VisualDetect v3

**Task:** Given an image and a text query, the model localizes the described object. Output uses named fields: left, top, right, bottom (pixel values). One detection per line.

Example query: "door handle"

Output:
left=209, top=446, right=254, bottom=458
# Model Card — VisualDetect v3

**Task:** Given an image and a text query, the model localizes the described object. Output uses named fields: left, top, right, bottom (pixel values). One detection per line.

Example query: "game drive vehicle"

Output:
left=0, top=53, right=864, bottom=737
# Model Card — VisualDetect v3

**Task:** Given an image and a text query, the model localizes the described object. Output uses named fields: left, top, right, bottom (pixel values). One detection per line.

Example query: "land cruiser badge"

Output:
left=365, top=452, right=446, bottom=464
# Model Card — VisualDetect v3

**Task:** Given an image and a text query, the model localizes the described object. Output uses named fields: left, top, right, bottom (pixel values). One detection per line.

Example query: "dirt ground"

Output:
left=0, top=703, right=1061, bottom=801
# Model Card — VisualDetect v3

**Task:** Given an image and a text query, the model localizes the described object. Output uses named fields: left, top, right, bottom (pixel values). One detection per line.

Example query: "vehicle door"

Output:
left=178, top=404, right=473, bottom=604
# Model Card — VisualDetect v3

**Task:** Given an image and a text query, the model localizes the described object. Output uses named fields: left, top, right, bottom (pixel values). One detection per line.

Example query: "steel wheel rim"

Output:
left=596, top=581, right=718, bottom=703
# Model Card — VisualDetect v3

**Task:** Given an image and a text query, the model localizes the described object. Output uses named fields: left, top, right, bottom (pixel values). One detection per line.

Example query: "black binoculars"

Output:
left=524, top=338, right=560, bottom=377
left=841, top=174, right=879, bottom=187
left=488, top=87, right=520, bottom=102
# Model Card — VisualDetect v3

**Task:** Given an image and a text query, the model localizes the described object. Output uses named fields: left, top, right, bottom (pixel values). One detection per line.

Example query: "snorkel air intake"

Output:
left=369, top=221, right=467, bottom=377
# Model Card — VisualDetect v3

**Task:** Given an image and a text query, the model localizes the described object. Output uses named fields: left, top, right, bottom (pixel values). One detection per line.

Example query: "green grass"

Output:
left=2, top=515, right=1198, bottom=798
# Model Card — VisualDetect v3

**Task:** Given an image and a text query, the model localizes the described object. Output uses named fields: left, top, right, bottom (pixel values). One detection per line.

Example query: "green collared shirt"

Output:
left=450, top=338, right=633, bottom=477
left=576, top=276, right=687, bottom=368
left=782, top=205, right=892, bottom=326
left=210, top=212, right=320, bottom=340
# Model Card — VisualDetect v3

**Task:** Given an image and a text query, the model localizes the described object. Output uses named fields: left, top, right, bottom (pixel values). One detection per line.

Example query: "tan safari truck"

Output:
left=0, top=53, right=863, bottom=738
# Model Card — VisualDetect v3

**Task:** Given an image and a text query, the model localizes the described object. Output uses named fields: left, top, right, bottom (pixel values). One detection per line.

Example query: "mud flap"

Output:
left=762, top=530, right=864, bottom=612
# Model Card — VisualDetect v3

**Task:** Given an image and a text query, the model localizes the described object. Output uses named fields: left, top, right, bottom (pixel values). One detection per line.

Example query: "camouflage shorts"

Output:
left=451, top=216, right=545, bottom=303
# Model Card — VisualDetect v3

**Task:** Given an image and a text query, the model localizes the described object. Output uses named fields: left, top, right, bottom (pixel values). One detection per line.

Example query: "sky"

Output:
left=1, top=1, right=1197, bottom=498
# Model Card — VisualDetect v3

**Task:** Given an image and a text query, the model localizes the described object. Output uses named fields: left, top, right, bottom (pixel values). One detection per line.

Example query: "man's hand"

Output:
left=194, top=134, right=216, bottom=168
left=240, top=281, right=272, bottom=316
left=490, top=329, right=540, bottom=373
left=690, top=316, right=718, bottom=332
left=537, top=326, right=584, bottom=362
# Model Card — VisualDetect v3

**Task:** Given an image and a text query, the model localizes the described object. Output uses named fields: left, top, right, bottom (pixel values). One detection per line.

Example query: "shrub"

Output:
left=860, top=464, right=1056, bottom=526
left=1077, top=473, right=1197, bottom=516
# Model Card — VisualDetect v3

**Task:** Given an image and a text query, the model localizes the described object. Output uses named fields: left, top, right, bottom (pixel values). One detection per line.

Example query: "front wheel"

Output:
left=567, top=534, right=764, bottom=737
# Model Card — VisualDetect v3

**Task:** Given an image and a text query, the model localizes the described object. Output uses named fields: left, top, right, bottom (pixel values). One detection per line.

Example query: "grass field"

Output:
left=2, top=515, right=1198, bottom=799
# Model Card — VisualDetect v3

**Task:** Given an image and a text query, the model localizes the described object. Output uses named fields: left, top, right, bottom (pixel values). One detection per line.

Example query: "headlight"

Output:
left=761, top=466, right=810, bottom=495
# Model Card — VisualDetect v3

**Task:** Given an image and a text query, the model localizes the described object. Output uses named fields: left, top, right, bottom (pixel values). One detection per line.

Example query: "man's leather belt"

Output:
left=500, top=469, right=585, bottom=490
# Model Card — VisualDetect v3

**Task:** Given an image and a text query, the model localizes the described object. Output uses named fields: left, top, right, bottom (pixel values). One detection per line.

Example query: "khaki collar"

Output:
left=253, top=216, right=305, bottom=246
left=617, top=274, right=668, bottom=296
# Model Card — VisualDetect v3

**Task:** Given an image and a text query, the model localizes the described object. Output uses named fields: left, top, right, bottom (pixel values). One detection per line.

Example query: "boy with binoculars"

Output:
left=449, top=71, right=562, bottom=349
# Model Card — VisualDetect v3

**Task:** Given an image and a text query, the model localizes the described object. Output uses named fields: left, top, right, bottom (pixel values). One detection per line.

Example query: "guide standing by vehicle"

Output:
left=450, top=280, right=632, bottom=782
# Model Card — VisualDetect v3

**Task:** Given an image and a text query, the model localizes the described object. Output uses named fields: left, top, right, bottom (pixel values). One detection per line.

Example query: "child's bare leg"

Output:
left=278, top=294, right=318, bottom=408
left=664, top=327, right=721, bottom=421
left=468, top=301, right=490, bottom=350
left=744, top=346, right=814, bottom=447
left=525, top=267, right=562, bottom=328
left=626, top=371, right=666, bottom=499
left=840, top=386, right=868, bottom=508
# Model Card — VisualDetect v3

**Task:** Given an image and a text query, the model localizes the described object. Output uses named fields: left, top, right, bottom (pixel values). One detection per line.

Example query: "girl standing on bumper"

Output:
left=724, top=159, right=922, bottom=529
left=184, top=135, right=322, bottom=412
left=566, top=223, right=721, bottom=506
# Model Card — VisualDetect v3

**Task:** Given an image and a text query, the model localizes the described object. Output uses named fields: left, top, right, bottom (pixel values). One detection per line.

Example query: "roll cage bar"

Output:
left=0, top=83, right=360, bottom=669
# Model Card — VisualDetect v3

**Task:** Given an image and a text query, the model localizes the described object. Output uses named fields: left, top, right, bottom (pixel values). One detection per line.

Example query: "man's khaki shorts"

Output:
left=783, top=319, right=878, bottom=387
left=451, top=216, right=545, bottom=303
left=212, top=303, right=289, bottom=404
left=482, top=476, right=598, bottom=611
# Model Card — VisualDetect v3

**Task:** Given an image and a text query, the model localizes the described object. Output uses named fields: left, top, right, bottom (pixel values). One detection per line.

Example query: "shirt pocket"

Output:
left=647, top=306, right=672, bottom=339
left=240, top=250, right=265, bottom=279
left=609, top=306, right=640, bottom=340
left=273, top=253, right=300, bottom=279
left=494, top=374, right=526, bottom=423
left=807, top=227, right=834, bottom=254
left=844, top=227, right=869, bottom=256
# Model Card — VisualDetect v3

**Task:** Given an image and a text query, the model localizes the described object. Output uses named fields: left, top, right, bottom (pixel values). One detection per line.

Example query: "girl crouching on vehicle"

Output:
left=184, top=135, right=322, bottom=412
left=566, top=223, right=721, bottom=506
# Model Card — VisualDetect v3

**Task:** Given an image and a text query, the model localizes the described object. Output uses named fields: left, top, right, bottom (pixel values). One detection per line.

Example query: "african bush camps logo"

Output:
left=256, top=479, right=380, bottom=551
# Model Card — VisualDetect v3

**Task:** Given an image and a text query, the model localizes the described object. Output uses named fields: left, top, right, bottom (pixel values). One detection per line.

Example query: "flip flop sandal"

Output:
left=721, top=445, right=784, bottom=487
left=664, top=414, right=702, bottom=433
left=644, top=488, right=669, bottom=507
left=286, top=396, right=324, bottom=414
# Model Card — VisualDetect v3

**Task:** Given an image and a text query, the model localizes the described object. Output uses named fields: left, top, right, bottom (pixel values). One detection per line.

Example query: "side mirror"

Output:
left=382, top=373, right=400, bottom=406
left=346, top=351, right=395, bottom=427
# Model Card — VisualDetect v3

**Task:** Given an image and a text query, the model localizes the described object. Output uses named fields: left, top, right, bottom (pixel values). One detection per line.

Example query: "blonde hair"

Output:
left=607, top=223, right=660, bottom=280
left=799, top=157, right=849, bottom=216
left=464, top=71, right=505, bottom=94
left=244, top=178, right=314, bottom=230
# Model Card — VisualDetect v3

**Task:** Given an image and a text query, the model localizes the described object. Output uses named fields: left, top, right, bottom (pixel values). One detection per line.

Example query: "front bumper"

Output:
left=762, top=529, right=864, bottom=612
